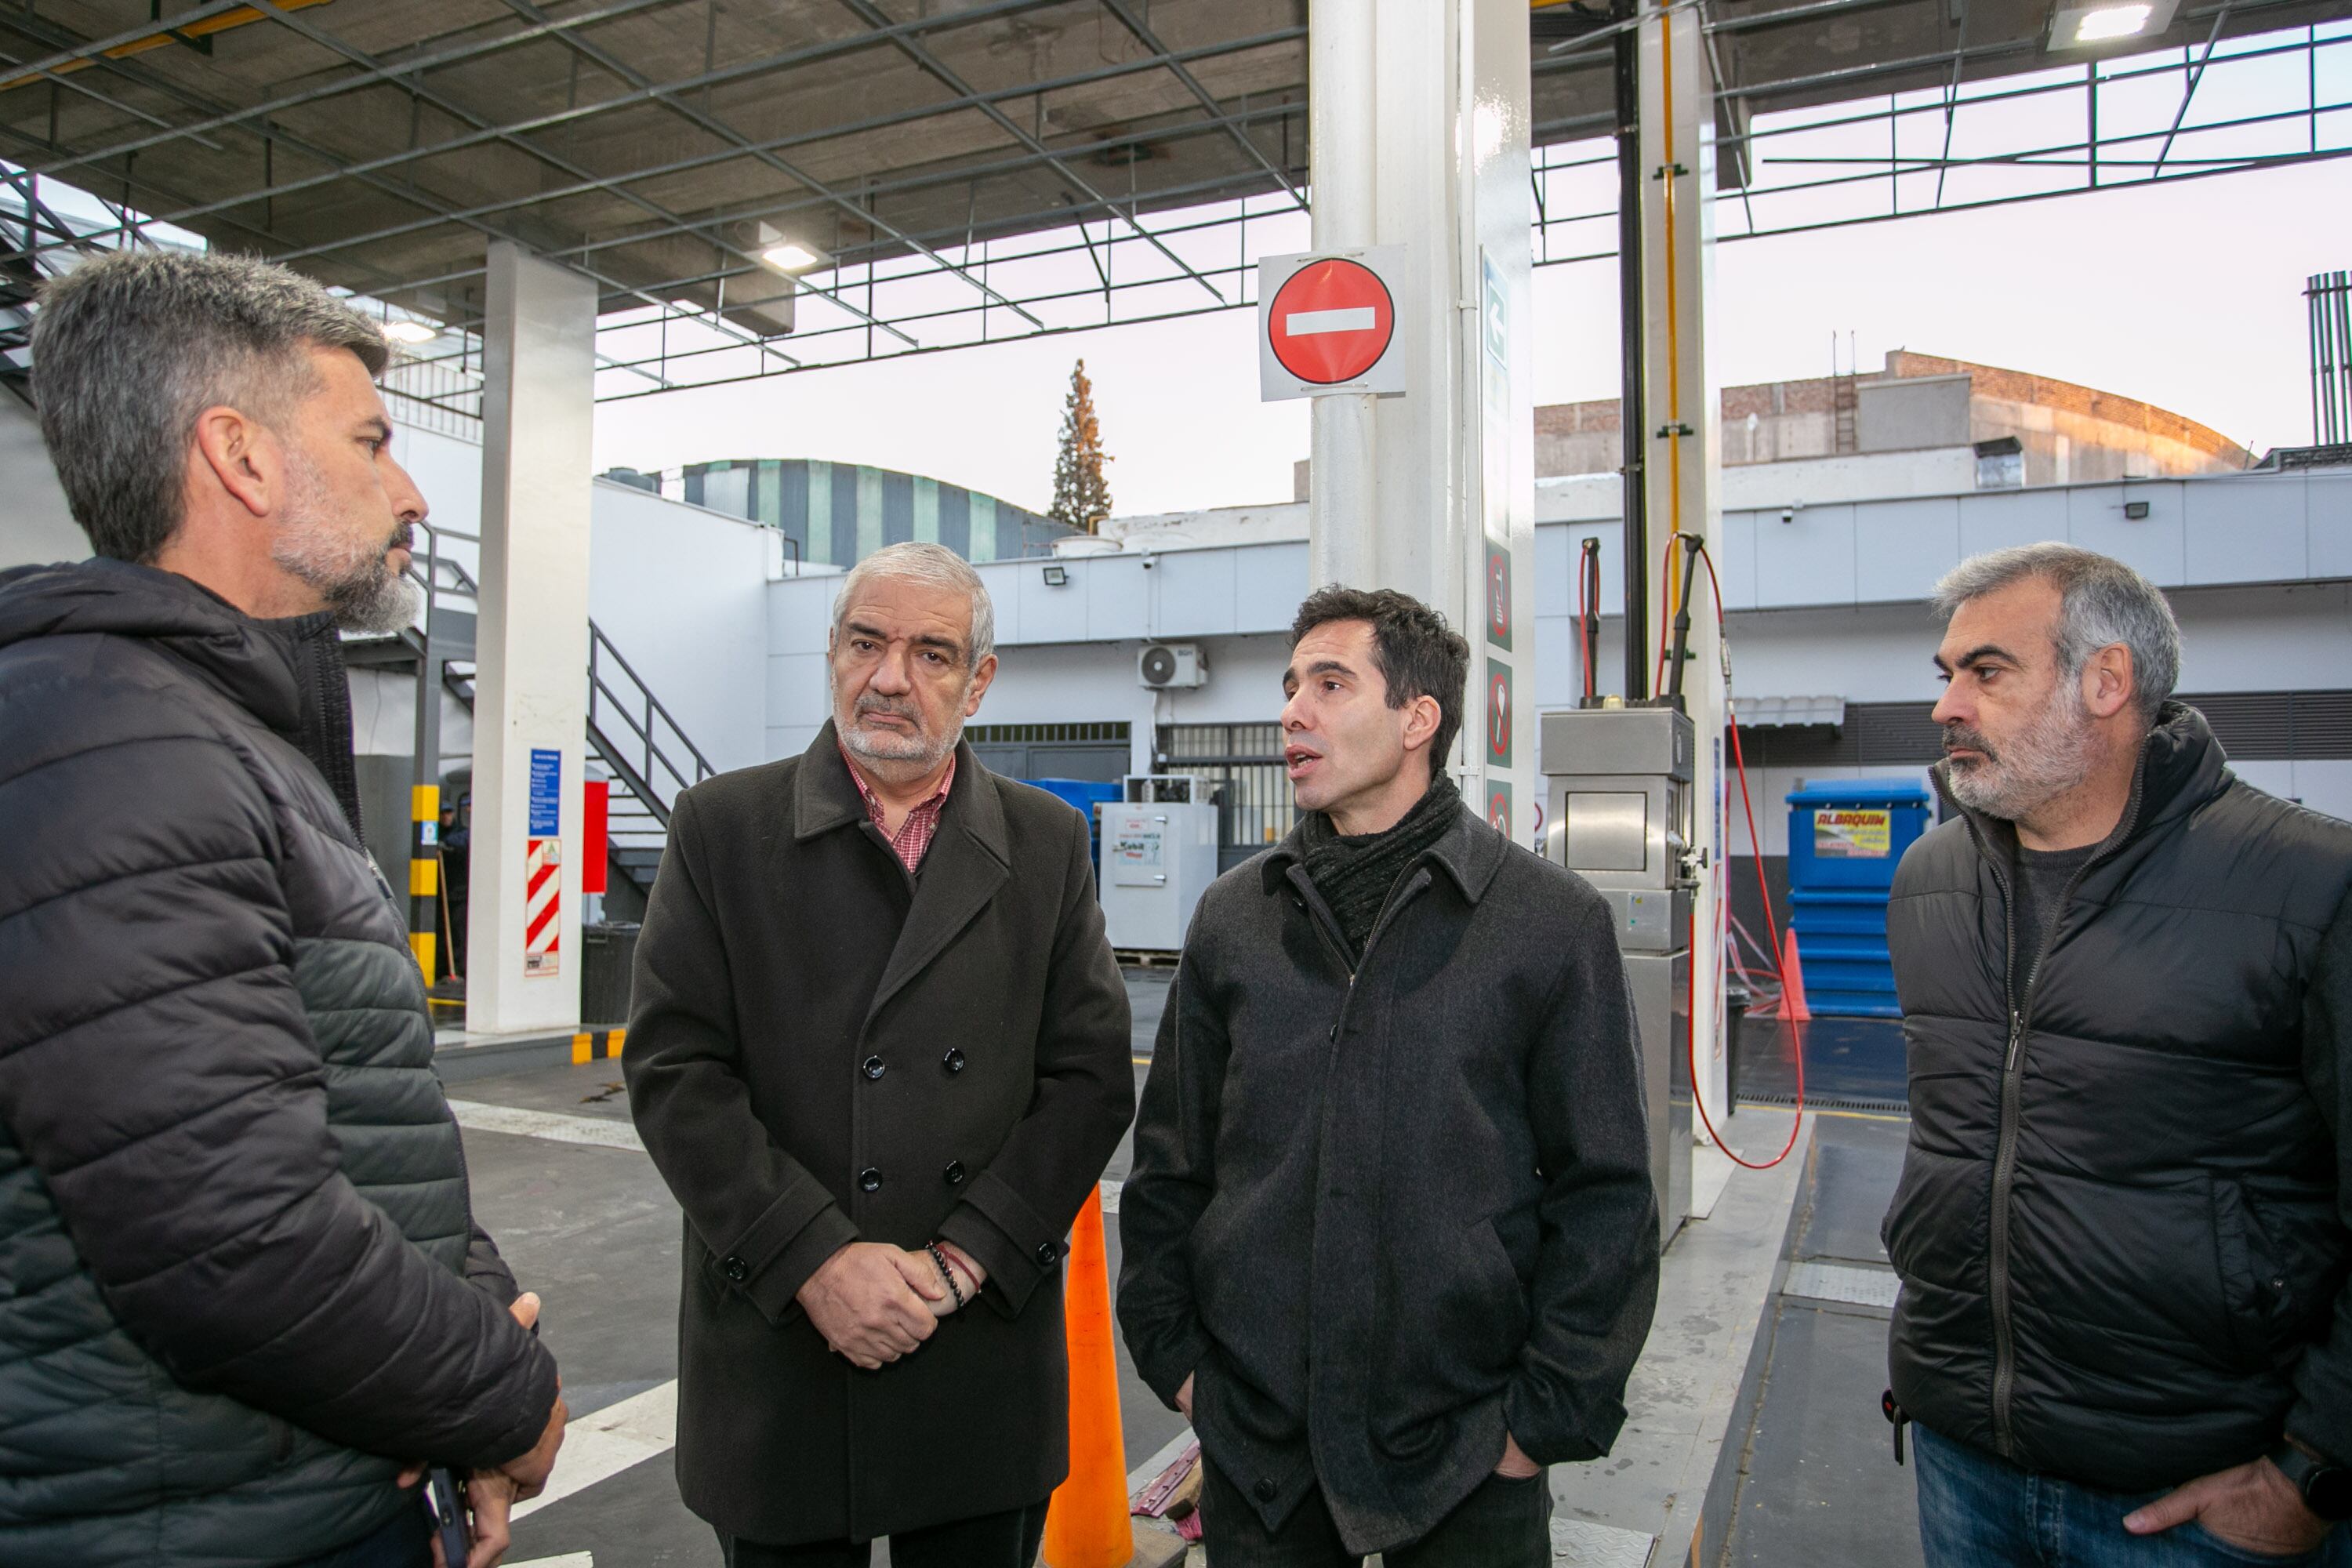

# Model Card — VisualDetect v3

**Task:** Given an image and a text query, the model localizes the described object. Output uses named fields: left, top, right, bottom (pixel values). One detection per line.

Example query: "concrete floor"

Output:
left=1735, top=1015, right=1911, bottom=1108
left=1717, top=1017, right=1922, bottom=1568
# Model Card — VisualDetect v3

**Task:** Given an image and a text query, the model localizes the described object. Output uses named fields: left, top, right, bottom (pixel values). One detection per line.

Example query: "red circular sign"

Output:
left=1269, top=259, right=1396, bottom=385
left=1489, top=673, right=1511, bottom=758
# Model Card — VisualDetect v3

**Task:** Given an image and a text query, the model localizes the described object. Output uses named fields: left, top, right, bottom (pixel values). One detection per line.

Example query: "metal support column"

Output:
left=407, top=524, right=443, bottom=978
left=1614, top=0, right=1650, bottom=702
left=1638, top=2, right=1729, bottom=1125
left=466, top=241, right=595, bottom=1036
left=1304, top=0, right=1537, bottom=843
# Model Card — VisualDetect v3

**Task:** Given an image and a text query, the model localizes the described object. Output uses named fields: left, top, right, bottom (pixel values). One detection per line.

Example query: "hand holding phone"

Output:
left=426, top=1468, right=470, bottom=1567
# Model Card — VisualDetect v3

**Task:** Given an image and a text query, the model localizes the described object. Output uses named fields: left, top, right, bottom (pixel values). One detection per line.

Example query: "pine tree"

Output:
left=1050, top=358, right=1113, bottom=535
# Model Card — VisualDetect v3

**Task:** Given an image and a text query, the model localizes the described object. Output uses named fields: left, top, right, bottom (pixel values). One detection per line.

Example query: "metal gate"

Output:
left=1158, top=723, right=1294, bottom=873
left=966, top=721, right=1131, bottom=783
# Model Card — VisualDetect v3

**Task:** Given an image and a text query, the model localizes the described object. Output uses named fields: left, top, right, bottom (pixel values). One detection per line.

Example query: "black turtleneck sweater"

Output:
left=1297, top=772, right=1464, bottom=959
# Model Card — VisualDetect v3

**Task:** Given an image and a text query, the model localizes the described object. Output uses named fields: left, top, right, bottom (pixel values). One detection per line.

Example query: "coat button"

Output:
left=722, top=1254, right=750, bottom=1283
left=862, top=1055, right=886, bottom=1080
left=1328, top=1025, right=1338, bottom=1041
left=859, top=1167, right=883, bottom=1193
left=943, top=1047, right=967, bottom=1074
left=1254, top=1477, right=1278, bottom=1502
left=943, top=1160, right=967, bottom=1185
left=1036, top=1241, right=1058, bottom=1267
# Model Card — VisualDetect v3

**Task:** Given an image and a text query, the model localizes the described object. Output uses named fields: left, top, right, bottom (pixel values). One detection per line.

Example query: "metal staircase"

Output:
left=350, top=527, right=716, bottom=901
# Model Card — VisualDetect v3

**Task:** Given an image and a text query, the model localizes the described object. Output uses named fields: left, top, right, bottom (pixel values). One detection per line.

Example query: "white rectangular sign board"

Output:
left=1258, top=245, right=1409, bottom=401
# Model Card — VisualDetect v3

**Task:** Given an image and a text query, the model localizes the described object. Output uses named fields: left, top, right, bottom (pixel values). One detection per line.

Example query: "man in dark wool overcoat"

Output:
left=626, top=540, right=1135, bottom=1567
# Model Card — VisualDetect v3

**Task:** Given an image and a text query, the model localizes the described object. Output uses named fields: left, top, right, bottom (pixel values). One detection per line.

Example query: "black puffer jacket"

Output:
left=1885, top=703, right=2352, bottom=1491
left=0, top=560, right=558, bottom=1566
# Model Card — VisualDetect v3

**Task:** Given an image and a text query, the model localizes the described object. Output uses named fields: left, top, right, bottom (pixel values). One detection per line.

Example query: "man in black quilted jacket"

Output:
left=0, top=250, right=564, bottom=1566
left=1886, top=543, right=2352, bottom=1566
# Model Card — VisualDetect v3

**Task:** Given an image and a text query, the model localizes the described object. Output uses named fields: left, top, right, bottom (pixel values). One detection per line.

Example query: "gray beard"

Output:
left=836, top=693, right=964, bottom=779
left=1944, top=684, right=2096, bottom=823
left=269, top=458, right=418, bottom=633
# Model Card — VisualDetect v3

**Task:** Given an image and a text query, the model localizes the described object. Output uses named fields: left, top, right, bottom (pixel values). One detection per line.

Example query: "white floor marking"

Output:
left=1782, top=1259, right=1901, bottom=1308
left=447, top=1100, right=645, bottom=1154
left=507, top=1556, right=594, bottom=1567
left=511, top=1379, right=678, bottom=1522
left=1549, top=1516, right=1658, bottom=1565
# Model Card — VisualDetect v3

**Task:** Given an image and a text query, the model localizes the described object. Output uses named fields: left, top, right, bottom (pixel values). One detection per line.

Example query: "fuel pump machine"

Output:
left=1541, top=706, right=1695, bottom=1246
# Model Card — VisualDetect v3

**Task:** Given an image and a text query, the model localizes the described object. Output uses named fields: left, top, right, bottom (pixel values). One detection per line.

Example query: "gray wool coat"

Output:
left=623, top=724, right=1134, bottom=1545
left=1117, top=804, right=1661, bottom=1556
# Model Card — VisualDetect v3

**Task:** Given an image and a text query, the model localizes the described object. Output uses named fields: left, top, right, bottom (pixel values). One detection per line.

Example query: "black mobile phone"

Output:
left=426, top=1467, right=470, bottom=1566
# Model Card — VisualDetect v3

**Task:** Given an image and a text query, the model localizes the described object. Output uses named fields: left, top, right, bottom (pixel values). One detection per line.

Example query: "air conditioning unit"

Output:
left=1138, top=643, right=1207, bottom=689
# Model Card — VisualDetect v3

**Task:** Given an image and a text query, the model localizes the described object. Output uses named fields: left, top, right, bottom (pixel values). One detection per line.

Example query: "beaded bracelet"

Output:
left=926, top=1241, right=966, bottom=1311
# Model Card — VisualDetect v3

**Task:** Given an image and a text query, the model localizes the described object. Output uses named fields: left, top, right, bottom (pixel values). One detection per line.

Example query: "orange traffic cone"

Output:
left=1772, top=924, right=1813, bottom=1022
left=1041, top=1187, right=1181, bottom=1568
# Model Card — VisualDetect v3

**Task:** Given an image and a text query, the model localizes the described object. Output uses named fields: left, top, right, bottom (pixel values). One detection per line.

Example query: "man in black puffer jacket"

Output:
left=1885, top=543, right=2352, bottom=1566
left=0, top=251, right=564, bottom=1566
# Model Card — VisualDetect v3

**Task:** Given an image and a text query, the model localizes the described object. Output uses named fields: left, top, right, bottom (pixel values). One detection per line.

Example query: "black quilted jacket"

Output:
left=1886, top=704, right=2352, bottom=1491
left=0, top=558, right=558, bottom=1566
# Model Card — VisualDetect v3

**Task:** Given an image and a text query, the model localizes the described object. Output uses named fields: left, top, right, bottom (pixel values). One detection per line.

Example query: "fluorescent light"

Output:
left=2047, top=0, right=2175, bottom=49
left=2074, top=3, right=2151, bottom=39
left=383, top=320, right=438, bottom=344
left=751, top=222, right=828, bottom=278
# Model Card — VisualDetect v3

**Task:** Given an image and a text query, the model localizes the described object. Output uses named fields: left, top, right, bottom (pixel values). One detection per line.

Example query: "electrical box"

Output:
left=1138, top=644, right=1207, bottom=689
left=1098, top=775, right=1219, bottom=952
left=1541, top=706, right=1696, bottom=1247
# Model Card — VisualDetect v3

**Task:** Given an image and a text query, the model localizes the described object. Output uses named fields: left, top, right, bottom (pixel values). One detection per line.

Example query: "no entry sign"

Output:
left=1258, top=246, right=1407, bottom=400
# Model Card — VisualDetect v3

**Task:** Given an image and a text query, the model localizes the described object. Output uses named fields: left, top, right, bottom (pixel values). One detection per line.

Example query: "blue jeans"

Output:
left=1914, top=1422, right=2350, bottom=1568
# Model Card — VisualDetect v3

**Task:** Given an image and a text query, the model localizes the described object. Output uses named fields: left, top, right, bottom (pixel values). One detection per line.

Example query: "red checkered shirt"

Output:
left=840, top=744, right=956, bottom=873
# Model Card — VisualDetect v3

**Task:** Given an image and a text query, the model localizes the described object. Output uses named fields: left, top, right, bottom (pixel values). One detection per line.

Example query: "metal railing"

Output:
left=397, top=517, right=716, bottom=884
left=2312, top=272, right=2350, bottom=448
left=586, top=622, right=715, bottom=829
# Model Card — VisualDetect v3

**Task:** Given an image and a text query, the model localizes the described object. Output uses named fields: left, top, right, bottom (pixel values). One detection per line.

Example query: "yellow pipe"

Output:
left=1661, top=1, right=1686, bottom=597
left=3, top=1, right=334, bottom=93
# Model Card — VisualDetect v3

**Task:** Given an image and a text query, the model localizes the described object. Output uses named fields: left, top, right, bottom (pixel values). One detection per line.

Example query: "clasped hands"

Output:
left=798, top=1240, right=989, bottom=1369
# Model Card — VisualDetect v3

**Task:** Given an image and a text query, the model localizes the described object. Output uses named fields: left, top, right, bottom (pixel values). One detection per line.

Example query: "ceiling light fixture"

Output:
left=753, top=222, right=828, bottom=277
left=2075, top=3, right=2151, bottom=38
left=2047, top=0, right=2175, bottom=48
left=383, top=320, right=439, bottom=345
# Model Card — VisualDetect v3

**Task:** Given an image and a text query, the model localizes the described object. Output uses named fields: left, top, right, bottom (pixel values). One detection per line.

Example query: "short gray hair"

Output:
left=31, top=248, right=391, bottom=562
left=1932, top=543, right=2180, bottom=724
left=830, top=541, right=996, bottom=666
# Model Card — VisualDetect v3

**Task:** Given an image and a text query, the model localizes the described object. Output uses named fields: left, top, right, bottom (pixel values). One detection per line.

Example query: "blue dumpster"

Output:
left=1784, top=779, right=1935, bottom=1018
left=1027, top=778, right=1122, bottom=889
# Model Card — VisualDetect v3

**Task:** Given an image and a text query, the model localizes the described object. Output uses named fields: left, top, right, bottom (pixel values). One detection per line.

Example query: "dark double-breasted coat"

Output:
left=623, top=723, right=1134, bottom=1545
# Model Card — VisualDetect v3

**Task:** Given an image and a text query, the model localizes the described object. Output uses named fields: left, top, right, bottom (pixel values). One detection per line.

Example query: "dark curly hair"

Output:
left=1290, top=585, right=1471, bottom=766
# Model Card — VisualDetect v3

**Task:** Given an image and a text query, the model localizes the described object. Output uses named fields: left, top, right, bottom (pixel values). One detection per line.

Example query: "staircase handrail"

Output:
left=586, top=622, right=717, bottom=828
left=404, top=517, right=719, bottom=831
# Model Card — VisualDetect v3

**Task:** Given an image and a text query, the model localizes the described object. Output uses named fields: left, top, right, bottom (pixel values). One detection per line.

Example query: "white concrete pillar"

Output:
left=1305, top=0, right=1537, bottom=844
left=1639, top=8, right=1730, bottom=1119
left=466, top=242, right=596, bottom=1036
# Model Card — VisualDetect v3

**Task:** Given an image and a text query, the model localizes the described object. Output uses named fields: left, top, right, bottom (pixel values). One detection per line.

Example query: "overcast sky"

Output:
left=589, top=156, right=2350, bottom=521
